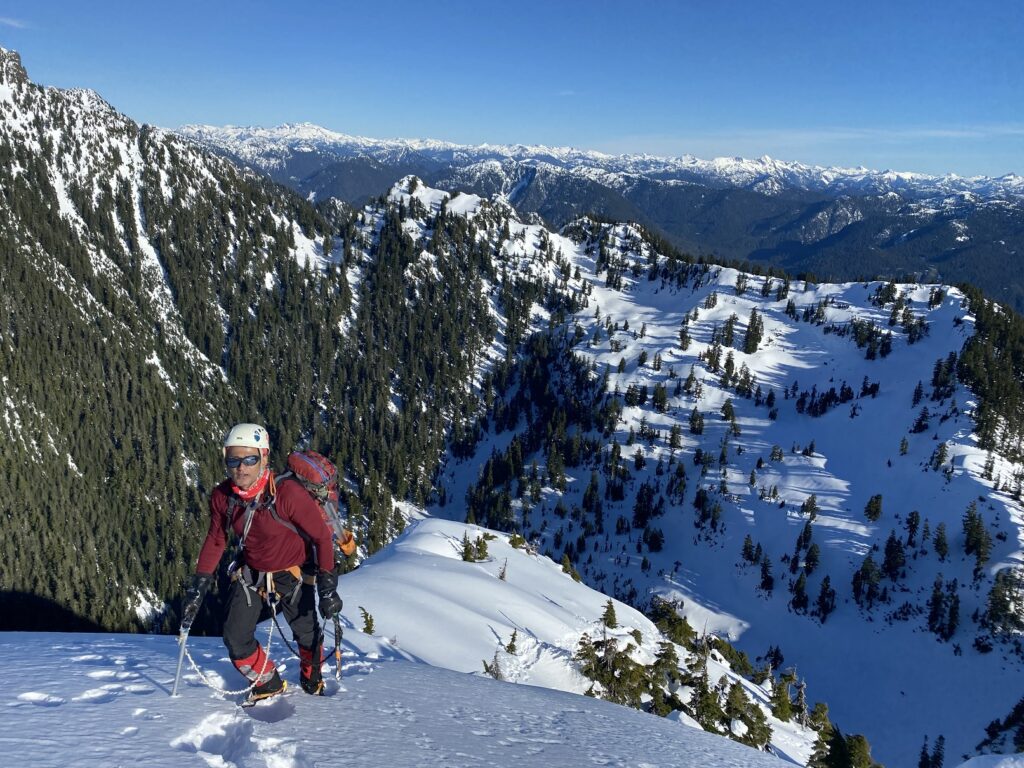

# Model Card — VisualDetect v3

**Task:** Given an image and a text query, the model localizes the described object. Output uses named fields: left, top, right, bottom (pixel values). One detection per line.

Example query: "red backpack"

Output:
left=227, top=450, right=357, bottom=568
left=279, top=450, right=356, bottom=561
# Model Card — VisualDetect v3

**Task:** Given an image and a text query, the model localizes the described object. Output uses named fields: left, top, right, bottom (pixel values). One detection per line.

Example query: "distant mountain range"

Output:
left=178, top=122, right=1024, bottom=200
left=179, top=122, right=1024, bottom=311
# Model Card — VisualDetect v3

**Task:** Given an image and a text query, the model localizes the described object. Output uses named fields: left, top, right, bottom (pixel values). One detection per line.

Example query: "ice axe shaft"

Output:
left=171, top=631, right=189, bottom=697
left=333, top=615, right=343, bottom=680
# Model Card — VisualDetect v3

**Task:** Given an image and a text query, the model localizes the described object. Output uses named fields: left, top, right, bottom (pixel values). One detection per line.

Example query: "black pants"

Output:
left=222, top=568, right=319, bottom=660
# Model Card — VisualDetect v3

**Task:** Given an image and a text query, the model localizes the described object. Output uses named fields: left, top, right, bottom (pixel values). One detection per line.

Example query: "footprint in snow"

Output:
left=172, top=711, right=313, bottom=768
left=171, top=712, right=255, bottom=764
left=242, top=694, right=296, bottom=724
left=69, top=654, right=105, bottom=664
left=13, top=691, right=65, bottom=707
left=72, top=685, right=121, bottom=704
left=341, top=659, right=375, bottom=676
left=86, top=669, right=139, bottom=681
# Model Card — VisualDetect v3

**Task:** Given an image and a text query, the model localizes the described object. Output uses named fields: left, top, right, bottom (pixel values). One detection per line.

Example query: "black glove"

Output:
left=316, top=570, right=342, bottom=620
left=181, top=573, right=212, bottom=632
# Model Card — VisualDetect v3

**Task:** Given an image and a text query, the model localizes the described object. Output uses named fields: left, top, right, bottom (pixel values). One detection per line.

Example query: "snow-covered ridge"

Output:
left=178, top=121, right=1024, bottom=201
left=1, top=512, right=802, bottom=768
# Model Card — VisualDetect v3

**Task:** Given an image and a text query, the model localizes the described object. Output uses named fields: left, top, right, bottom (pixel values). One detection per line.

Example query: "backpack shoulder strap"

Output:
left=257, top=477, right=310, bottom=542
left=226, top=495, right=261, bottom=549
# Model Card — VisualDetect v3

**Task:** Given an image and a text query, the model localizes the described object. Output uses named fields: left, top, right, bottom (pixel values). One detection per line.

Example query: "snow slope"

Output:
left=1, top=517, right=805, bottom=768
left=0, top=517, right=1016, bottom=768
left=0, top=632, right=785, bottom=768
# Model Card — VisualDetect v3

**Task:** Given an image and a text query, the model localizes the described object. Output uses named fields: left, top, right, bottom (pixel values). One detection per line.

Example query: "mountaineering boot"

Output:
left=233, top=646, right=284, bottom=699
left=250, top=670, right=286, bottom=701
left=299, top=643, right=325, bottom=695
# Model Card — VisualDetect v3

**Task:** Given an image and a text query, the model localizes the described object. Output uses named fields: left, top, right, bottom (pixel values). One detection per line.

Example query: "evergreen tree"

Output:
left=927, top=576, right=947, bottom=634
left=801, top=494, right=820, bottom=519
left=724, top=680, right=773, bottom=748
left=791, top=573, right=810, bottom=613
left=930, top=735, right=945, bottom=768
left=846, top=733, right=880, bottom=768
left=760, top=558, right=775, bottom=593
left=805, top=543, right=821, bottom=574
left=602, top=598, right=618, bottom=629
left=743, top=308, right=764, bottom=354
left=913, top=380, right=924, bottom=406
left=819, top=725, right=853, bottom=768
left=882, top=531, right=906, bottom=581
left=852, top=554, right=882, bottom=608
left=691, top=666, right=726, bottom=733
left=771, top=675, right=793, bottom=721
left=985, top=568, right=1024, bottom=634
left=962, top=500, right=993, bottom=576
left=689, top=407, right=705, bottom=435
left=815, top=575, right=837, bottom=622
left=906, top=510, right=921, bottom=547
left=864, top=494, right=883, bottom=522
left=742, top=534, right=757, bottom=563
left=360, top=606, right=375, bottom=634
left=934, top=523, right=950, bottom=561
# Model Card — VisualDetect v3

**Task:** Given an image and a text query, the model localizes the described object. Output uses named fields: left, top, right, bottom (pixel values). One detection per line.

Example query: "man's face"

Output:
left=225, top=446, right=264, bottom=490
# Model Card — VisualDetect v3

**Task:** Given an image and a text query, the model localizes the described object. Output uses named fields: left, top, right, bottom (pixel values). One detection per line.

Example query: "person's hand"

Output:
left=181, top=573, right=212, bottom=632
left=316, top=570, right=342, bottom=620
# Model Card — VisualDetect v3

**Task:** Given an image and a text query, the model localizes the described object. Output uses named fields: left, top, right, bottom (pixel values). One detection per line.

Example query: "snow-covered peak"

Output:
left=178, top=121, right=1024, bottom=201
left=0, top=47, right=28, bottom=87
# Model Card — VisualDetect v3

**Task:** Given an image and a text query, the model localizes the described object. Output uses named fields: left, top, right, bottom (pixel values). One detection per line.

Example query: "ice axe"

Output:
left=333, top=615, right=343, bottom=680
left=171, top=630, right=189, bottom=697
left=172, top=574, right=210, bottom=696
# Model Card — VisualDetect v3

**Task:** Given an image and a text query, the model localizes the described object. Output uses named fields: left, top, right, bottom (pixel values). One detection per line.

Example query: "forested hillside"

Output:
left=0, top=49, right=494, bottom=631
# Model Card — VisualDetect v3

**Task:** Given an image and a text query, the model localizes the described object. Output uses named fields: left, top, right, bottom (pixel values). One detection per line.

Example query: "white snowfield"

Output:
left=0, top=633, right=787, bottom=768
left=0, top=517, right=1012, bottom=768
left=957, top=758, right=1024, bottom=768
left=0, top=518, right=797, bottom=768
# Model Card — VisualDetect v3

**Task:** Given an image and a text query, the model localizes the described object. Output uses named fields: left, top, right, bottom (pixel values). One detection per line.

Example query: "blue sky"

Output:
left=1, top=0, right=1021, bottom=176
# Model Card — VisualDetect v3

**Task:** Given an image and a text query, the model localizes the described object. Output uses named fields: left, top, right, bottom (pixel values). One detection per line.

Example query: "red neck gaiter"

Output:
left=232, top=468, right=272, bottom=501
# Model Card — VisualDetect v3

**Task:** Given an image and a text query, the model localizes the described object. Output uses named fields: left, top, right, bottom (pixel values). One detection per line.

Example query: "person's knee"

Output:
left=290, top=611, right=318, bottom=648
left=224, top=625, right=257, bottom=659
left=223, top=597, right=260, bottom=658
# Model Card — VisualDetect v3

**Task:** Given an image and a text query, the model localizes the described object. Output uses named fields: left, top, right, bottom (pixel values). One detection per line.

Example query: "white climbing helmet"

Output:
left=222, top=422, right=270, bottom=456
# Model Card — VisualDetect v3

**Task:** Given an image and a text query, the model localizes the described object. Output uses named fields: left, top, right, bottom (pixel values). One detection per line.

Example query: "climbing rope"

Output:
left=274, top=612, right=345, bottom=680
left=179, top=604, right=277, bottom=698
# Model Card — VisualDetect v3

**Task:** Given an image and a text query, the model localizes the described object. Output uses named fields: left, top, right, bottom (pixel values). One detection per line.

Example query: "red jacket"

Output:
left=196, top=476, right=335, bottom=575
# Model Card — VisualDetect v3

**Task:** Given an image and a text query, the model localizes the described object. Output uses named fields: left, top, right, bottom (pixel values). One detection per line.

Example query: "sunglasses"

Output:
left=225, top=455, right=261, bottom=469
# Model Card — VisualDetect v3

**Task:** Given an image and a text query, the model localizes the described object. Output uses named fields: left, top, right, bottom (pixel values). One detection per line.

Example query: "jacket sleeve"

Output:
left=282, top=483, right=336, bottom=573
left=195, top=489, right=229, bottom=575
